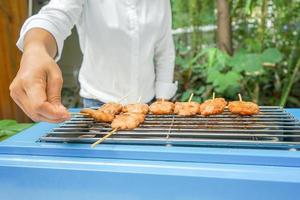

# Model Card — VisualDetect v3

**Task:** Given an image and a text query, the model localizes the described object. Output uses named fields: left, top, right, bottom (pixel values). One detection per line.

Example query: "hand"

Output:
left=10, top=45, right=70, bottom=123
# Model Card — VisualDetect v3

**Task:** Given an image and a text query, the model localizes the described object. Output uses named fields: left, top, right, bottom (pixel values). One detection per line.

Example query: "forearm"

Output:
left=155, top=57, right=175, bottom=83
left=154, top=20, right=177, bottom=99
left=23, top=28, right=57, bottom=58
left=154, top=20, right=176, bottom=99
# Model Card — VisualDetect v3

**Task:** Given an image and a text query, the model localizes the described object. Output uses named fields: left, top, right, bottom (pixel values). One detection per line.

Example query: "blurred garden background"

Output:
left=0, top=0, right=299, bottom=123
left=171, top=0, right=300, bottom=107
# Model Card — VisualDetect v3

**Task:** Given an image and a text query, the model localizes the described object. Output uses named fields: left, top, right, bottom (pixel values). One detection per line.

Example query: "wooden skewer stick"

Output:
left=69, top=112, right=90, bottom=116
left=212, top=92, right=215, bottom=100
left=117, top=92, right=132, bottom=103
left=91, top=128, right=118, bottom=148
left=137, top=95, right=142, bottom=103
left=238, top=93, right=243, bottom=101
left=188, top=93, right=194, bottom=102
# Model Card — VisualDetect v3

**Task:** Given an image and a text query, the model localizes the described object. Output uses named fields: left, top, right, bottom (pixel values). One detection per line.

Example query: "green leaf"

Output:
left=244, top=38, right=262, bottom=52
left=261, top=48, right=283, bottom=63
left=216, top=49, right=229, bottom=67
left=0, top=120, right=33, bottom=140
left=7, top=123, right=33, bottom=132
left=226, top=71, right=241, bottom=84
left=207, top=68, right=221, bottom=83
left=0, top=120, right=18, bottom=128
left=180, top=91, right=192, bottom=102
left=207, top=48, right=217, bottom=68
left=212, top=71, right=241, bottom=93
left=195, top=86, right=205, bottom=95
left=243, top=54, right=263, bottom=73
left=176, top=56, right=189, bottom=69
left=245, top=0, right=253, bottom=15
left=193, top=64, right=204, bottom=72
left=227, top=51, right=246, bottom=72
left=192, top=96, right=202, bottom=103
left=177, top=44, right=189, bottom=54
left=188, top=48, right=209, bottom=67
left=228, top=52, right=263, bottom=73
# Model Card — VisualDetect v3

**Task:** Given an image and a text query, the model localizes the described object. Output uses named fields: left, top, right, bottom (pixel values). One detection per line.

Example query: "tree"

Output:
left=216, top=0, right=233, bottom=55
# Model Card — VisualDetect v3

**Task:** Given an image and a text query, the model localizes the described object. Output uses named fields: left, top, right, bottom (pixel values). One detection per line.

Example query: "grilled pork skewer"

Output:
left=120, top=95, right=149, bottom=114
left=99, top=102, right=123, bottom=113
left=228, top=94, right=260, bottom=115
left=91, top=112, right=145, bottom=147
left=79, top=108, right=96, bottom=116
left=111, top=113, right=145, bottom=130
left=174, top=101, right=200, bottom=116
left=174, top=93, right=200, bottom=116
left=149, top=99, right=175, bottom=115
left=80, top=102, right=122, bottom=122
left=199, top=93, right=227, bottom=116
left=122, top=103, right=149, bottom=114
left=79, top=92, right=131, bottom=120
left=118, top=96, right=147, bottom=129
left=90, top=95, right=148, bottom=147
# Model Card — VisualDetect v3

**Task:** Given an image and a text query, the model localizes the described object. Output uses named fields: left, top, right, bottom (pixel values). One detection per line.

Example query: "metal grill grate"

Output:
left=39, top=106, right=300, bottom=150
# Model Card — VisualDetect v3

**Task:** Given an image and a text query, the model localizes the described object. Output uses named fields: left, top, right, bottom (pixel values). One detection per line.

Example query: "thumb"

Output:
left=46, top=66, right=70, bottom=118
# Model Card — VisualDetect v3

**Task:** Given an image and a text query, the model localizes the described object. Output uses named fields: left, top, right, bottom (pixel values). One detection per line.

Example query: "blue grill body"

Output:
left=0, top=109, right=300, bottom=200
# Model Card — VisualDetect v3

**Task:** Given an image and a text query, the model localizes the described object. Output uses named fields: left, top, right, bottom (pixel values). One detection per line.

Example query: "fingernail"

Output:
left=55, top=105, right=69, bottom=119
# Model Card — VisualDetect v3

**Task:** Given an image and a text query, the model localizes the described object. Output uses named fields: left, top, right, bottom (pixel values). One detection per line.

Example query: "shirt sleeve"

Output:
left=153, top=0, right=177, bottom=100
left=16, top=0, right=85, bottom=61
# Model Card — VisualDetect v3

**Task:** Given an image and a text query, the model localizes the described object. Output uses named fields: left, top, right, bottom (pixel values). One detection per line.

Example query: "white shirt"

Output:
left=17, top=0, right=177, bottom=104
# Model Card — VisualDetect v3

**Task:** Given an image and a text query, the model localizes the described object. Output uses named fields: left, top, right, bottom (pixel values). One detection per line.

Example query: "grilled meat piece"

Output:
left=99, top=102, right=123, bottom=114
left=174, top=102, right=200, bottom=116
left=122, top=103, right=149, bottom=114
left=92, top=111, right=115, bottom=122
left=111, top=113, right=145, bottom=130
left=200, top=98, right=227, bottom=116
left=80, top=108, right=115, bottom=122
left=228, top=101, right=260, bottom=115
left=149, top=101, right=175, bottom=115
left=80, top=108, right=96, bottom=117
left=80, top=102, right=123, bottom=122
left=127, top=112, right=145, bottom=123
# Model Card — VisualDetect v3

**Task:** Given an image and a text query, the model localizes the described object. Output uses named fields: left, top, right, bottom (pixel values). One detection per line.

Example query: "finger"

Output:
left=35, top=113, right=67, bottom=123
left=15, top=98, right=67, bottom=123
left=24, top=83, right=69, bottom=120
left=46, top=66, right=70, bottom=119
left=37, top=102, right=70, bottom=120
left=12, top=88, right=67, bottom=123
left=46, top=66, right=63, bottom=105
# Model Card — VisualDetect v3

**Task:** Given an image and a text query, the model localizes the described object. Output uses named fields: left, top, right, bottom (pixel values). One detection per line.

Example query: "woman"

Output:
left=10, top=0, right=177, bottom=123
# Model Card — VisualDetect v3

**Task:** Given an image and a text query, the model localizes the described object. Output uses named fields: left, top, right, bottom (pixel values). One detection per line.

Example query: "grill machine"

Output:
left=0, top=107, right=300, bottom=200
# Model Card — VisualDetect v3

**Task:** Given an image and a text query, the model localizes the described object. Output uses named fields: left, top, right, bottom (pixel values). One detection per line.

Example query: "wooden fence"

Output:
left=0, top=0, right=31, bottom=122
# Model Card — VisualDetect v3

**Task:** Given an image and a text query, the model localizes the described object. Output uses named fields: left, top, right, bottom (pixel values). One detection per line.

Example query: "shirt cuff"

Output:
left=16, top=18, right=64, bottom=62
left=155, top=81, right=178, bottom=99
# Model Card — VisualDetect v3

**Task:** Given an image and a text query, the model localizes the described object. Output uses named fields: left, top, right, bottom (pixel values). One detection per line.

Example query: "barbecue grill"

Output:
left=1, top=107, right=300, bottom=200
left=41, top=106, right=300, bottom=149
